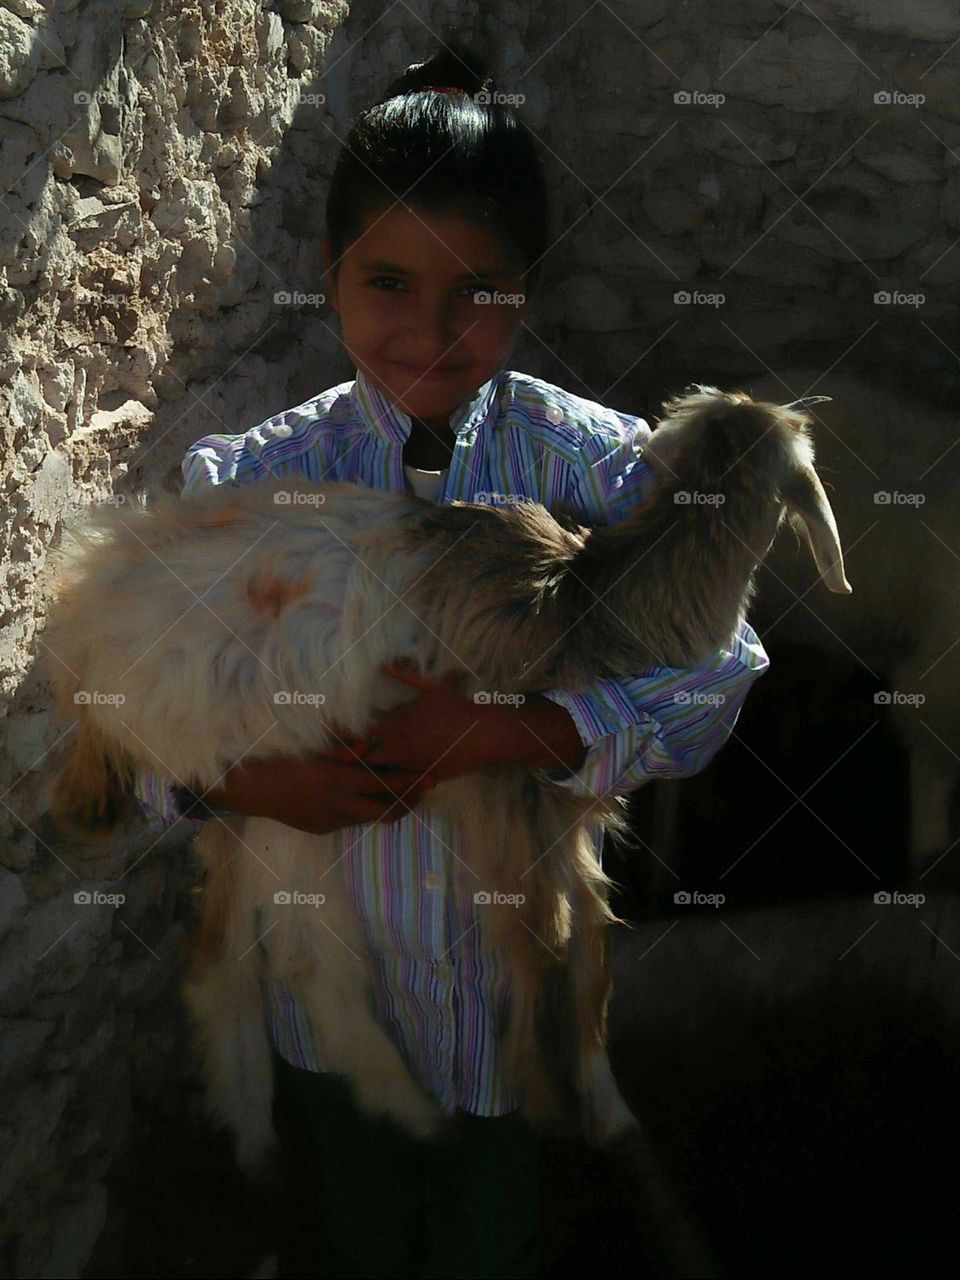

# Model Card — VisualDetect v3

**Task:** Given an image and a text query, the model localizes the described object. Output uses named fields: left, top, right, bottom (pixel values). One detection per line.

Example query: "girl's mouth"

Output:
left=388, top=360, right=466, bottom=381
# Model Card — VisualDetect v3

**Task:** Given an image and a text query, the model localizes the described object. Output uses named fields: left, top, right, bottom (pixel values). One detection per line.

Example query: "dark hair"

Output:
left=325, top=40, right=549, bottom=293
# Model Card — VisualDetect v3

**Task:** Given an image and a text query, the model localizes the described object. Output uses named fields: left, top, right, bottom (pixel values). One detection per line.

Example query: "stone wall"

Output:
left=1, top=0, right=958, bottom=1273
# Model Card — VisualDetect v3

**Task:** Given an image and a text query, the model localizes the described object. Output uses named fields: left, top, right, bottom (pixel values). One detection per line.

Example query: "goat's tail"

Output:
left=48, top=710, right=138, bottom=838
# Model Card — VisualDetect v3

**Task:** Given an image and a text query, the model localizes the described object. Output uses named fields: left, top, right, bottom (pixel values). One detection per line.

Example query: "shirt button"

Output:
left=423, top=871, right=443, bottom=890
left=331, top=397, right=351, bottom=423
left=271, top=423, right=293, bottom=439
left=545, top=404, right=564, bottom=424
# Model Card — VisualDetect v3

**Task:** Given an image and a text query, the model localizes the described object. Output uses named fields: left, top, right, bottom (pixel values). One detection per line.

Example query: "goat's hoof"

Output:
left=236, top=1136, right=283, bottom=1193
left=581, top=1098, right=641, bottom=1150
left=361, top=1084, right=444, bottom=1141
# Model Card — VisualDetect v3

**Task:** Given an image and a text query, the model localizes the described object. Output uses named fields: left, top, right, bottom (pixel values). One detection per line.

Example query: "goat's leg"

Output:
left=184, top=951, right=278, bottom=1180
left=260, top=829, right=445, bottom=1141
left=183, top=821, right=278, bottom=1182
left=565, top=870, right=639, bottom=1147
left=291, top=946, right=446, bottom=1140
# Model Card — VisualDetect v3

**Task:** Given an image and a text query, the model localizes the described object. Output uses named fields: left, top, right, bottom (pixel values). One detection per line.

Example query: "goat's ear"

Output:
left=780, top=463, right=853, bottom=594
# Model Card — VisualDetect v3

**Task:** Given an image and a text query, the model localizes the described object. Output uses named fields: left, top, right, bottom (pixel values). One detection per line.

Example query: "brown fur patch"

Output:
left=246, top=570, right=313, bottom=619
left=197, top=503, right=245, bottom=529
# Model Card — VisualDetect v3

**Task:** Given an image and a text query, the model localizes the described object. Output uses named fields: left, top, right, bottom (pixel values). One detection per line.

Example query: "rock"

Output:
left=0, top=10, right=42, bottom=100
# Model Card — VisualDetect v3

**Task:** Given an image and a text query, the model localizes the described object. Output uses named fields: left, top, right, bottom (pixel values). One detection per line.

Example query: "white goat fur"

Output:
left=43, top=386, right=851, bottom=1177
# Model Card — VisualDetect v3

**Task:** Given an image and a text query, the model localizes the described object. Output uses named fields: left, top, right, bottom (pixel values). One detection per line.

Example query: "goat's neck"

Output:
left=533, top=498, right=776, bottom=685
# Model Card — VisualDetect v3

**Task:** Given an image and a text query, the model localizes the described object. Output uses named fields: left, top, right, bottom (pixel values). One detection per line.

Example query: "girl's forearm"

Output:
left=488, top=695, right=587, bottom=773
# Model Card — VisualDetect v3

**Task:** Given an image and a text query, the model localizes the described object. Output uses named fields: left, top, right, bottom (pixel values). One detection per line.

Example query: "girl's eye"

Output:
left=366, top=278, right=494, bottom=298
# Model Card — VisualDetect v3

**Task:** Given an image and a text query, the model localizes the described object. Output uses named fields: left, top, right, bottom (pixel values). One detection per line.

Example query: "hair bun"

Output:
left=379, top=40, right=495, bottom=103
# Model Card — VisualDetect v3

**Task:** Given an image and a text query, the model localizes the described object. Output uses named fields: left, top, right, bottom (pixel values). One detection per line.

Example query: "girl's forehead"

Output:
left=349, top=203, right=522, bottom=274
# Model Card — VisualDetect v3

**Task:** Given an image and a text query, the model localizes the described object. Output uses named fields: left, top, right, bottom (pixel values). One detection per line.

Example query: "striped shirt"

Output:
left=134, top=366, right=770, bottom=1114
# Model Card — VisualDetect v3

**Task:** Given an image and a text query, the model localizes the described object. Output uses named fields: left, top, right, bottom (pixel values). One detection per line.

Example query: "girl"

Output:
left=137, top=40, right=768, bottom=1280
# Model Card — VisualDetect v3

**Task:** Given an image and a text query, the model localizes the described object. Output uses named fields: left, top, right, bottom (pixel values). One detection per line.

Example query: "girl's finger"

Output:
left=383, top=660, right=442, bottom=690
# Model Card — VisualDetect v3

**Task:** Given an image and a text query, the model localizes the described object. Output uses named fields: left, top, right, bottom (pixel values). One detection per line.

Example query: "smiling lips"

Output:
left=390, top=359, right=465, bottom=379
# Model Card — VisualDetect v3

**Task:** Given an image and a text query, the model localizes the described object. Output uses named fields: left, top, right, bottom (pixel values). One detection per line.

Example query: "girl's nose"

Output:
left=415, top=300, right=461, bottom=348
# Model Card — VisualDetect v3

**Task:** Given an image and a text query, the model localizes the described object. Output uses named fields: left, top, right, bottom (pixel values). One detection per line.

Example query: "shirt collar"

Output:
left=353, top=366, right=503, bottom=445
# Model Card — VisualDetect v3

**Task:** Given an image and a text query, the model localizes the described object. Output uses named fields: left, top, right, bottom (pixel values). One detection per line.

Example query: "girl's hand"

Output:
left=207, top=750, right=438, bottom=835
left=323, top=660, right=511, bottom=782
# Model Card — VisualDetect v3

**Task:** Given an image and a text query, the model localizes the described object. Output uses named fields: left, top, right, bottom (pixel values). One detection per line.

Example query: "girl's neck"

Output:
left=404, top=417, right=455, bottom=470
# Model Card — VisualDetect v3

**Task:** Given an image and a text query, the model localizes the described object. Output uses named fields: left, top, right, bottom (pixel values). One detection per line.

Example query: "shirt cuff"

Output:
left=132, top=770, right=187, bottom=829
left=534, top=621, right=770, bottom=800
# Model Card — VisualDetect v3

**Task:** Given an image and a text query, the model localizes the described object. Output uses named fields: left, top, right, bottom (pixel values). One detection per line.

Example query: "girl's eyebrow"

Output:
left=358, top=258, right=507, bottom=278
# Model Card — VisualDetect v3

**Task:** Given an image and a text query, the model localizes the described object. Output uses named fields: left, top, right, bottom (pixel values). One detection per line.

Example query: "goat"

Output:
left=740, top=366, right=954, bottom=883
left=41, top=385, right=851, bottom=1179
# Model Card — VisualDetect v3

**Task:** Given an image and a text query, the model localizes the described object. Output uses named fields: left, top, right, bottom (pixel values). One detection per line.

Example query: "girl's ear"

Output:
left=321, top=234, right=340, bottom=312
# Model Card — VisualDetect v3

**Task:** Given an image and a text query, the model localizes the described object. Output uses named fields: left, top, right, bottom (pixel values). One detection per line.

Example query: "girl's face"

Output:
left=322, top=204, right=531, bottom=431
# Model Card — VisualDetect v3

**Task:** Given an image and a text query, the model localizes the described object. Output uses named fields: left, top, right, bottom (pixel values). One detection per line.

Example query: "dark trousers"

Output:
left=271, top=1051, right=544, bottom=1279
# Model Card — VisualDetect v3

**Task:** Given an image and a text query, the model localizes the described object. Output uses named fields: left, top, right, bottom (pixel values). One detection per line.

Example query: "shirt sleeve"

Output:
left=535, top=418, right=771, bottom=799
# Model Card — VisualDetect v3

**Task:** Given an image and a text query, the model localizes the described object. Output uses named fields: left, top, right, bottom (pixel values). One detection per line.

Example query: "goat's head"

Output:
left=644, top=385, right=853, bottom=595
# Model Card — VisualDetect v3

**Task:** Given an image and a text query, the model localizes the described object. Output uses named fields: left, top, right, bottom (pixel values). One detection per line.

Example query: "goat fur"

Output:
left=42, top=385, right=851, bottom=1176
